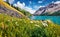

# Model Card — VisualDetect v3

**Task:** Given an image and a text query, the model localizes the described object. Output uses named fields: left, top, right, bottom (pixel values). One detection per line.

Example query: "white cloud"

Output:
left=17, top=1, right=25, bottom=9
left=34, top=5, right=45, bottom=9
left=3, top=0, right=6, bottom=1
left=22, top=2, right=25, bottom=6
left=29, top=1, right=32, bottom=4
left=14, top=1, right=25, bottom=9
left=39, top=6, right=45, bottom=8
left=24, top=7, right=36, bottom=14
left=13, top=4, right=17, bottom=7
left=9, top=0, right=14, bottom=4
left=38, top=1, right=43, bottom=3
left=3, top=0, right=14, bottom=4
left=54, top=1, right=60, bottom=4
left=51, top=1, right=54, bottom=3
left=13, top=1, right=36, bottom=14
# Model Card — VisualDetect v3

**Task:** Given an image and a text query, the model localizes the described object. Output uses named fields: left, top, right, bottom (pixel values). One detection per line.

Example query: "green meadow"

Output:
left=0, top=14, right=60, bottom=37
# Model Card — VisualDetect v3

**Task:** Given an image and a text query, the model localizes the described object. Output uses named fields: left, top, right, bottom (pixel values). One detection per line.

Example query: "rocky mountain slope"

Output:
left=34, top=2, right=60, bottom=16
left=0, top=0, right=26, bottom=18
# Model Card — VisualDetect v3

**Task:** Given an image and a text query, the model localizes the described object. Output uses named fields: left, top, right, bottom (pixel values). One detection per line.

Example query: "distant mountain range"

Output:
left=34, top=2, right=60, bottom=16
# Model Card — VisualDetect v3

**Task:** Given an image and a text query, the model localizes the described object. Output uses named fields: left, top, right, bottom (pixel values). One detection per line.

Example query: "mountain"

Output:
left=34, top=2, right=60, bottom=16
left=0, top=0, right=26, bottom=18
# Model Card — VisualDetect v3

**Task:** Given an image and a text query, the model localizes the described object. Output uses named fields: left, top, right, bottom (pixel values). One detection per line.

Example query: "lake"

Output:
left=30, top=16, right=60, bottom=25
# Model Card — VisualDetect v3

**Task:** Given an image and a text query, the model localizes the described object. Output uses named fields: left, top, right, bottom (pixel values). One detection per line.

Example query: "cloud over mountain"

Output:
left=13, top=1, right=36, bottom=14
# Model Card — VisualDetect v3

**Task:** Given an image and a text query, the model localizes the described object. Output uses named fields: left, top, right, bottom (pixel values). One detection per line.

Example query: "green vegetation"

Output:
left=1, top=1, right=60, bottom=37
left=13, top=6, right=32, bottom=17
left=40, top=10, right=60, bottom=16
left=5, top=0, right=10, bottom=5
left=50, top=10, right=60, bottom=16
left=4, top=1, right=32, bottom=17
left=0, top=14, right=60, bottom=37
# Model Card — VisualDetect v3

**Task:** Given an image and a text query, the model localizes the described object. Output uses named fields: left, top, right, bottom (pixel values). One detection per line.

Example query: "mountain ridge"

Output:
left=34, top=2, right=60, bottom=16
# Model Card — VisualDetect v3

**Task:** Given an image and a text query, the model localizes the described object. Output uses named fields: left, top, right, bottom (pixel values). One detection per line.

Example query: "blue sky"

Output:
left=13, top=0, right=60, bottom=8
left=3, top=0, right=60, bottom=14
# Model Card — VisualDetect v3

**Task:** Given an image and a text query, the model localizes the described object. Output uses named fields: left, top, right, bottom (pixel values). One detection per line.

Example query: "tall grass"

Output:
left=0, top=14, right=60, bottom=37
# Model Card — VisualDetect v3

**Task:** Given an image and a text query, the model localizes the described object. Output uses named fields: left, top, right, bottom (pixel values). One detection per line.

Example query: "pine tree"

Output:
left=6, top=0, right=10, bottom=5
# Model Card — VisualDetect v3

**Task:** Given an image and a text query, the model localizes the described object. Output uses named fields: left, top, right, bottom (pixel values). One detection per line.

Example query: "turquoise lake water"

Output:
left=30, top=16, right=60, bottom=25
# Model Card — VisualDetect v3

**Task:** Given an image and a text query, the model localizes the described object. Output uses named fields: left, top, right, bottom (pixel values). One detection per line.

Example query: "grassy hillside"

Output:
left=2, top=0, right=32, bottom=17
left=0, top=0, right=28, bottom=19
left=0, top=14, right=60, bottom=37
left=13, top=7, right=32, bottom=17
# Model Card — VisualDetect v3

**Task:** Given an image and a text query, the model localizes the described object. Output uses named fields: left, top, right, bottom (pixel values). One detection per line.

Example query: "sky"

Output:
left=3, top=0, right=60, bottom=14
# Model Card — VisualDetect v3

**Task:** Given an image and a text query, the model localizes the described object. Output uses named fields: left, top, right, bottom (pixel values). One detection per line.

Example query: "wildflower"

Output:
left=41, top=21, right=48, bottom=27
left=35, top=24, right=40, bottom=27
left=1, top=22, right=4, bottom=29
left=0, top=13, right=1, bottom=14
left=5, top=14, right=7, bottom=15
left=15, top=22, right=18, bottom=24
left=30, top=21, right=33, bottom=23
left=24, top=21, right=26, bottom=23
left=8, top=20, right=10, bottom=22
left=20, top=19, right=22, bottom=21
left=15, top=22, right=19, bottom=26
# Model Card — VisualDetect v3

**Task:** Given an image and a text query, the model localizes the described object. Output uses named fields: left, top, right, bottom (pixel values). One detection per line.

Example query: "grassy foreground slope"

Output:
left=0, top=14, right=60, bottom=37
left=0, top=0, right=24, bottom=16
left=0, top=0, right=28, bottom=19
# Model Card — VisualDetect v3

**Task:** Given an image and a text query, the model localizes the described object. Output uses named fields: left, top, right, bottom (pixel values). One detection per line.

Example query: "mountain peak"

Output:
left=34, top=1, right=60, bottom=16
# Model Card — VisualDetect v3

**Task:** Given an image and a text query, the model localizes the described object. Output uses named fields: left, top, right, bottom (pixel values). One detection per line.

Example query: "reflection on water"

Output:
left=30, top=16, right=60, bottom=25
